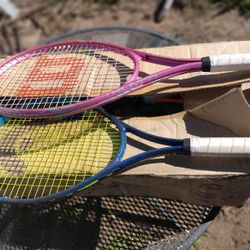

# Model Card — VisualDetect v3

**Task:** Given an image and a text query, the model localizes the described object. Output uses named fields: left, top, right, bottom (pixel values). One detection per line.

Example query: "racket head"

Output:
left=0, top=40, right=138, bottom=118
left=0, top=108, right=126, bottom=203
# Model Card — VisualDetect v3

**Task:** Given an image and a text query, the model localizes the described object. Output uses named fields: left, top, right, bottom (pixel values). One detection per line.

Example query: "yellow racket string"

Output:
left=0, top=110, right=121, bottom=199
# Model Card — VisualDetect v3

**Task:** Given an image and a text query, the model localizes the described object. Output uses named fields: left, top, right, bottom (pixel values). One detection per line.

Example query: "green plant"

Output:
left=99, top=0, right=119, bottom=4
left=189, top=240, right=200, bottom=250
left=105, top=230, right=151, bottom=250
left=211, top=0, right=250, bottom=14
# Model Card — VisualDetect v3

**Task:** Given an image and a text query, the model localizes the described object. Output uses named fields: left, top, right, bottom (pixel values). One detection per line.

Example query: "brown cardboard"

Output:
left=190, top=87, right=250, bottom=135
left=184, top=86, right=233, bottom=110
left=79, top=90, right=250, bottom=207
left=78, top=175, right=250, bottom=207
left=77, top=45, right=250, bottom=206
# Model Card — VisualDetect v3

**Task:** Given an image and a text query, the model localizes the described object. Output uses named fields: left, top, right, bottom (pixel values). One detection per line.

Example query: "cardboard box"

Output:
left=78, top=42, right=250, bottom=207
left=80, top=88, right=250, bottom=207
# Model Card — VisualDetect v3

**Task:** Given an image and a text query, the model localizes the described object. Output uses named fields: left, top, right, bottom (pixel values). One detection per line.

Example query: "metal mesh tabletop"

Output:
left=0, top=196, right=219, bottom=250
left=44, top=26, right=181, bottom=48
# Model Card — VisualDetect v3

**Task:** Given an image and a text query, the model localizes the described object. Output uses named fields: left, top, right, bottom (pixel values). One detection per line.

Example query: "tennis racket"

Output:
left=0, top=107, right=250, bottom=204
left=0, top=40, right=250, bottom=118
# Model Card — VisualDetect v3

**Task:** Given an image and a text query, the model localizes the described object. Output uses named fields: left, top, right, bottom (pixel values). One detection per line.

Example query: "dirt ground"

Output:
left=12, top=0, right=250, bottom=48
left=4, top=0, right=250, bottom=249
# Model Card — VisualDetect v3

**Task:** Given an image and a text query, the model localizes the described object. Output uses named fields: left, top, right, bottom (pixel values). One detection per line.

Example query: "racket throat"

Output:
left=116, top=146, right=184, bottom=171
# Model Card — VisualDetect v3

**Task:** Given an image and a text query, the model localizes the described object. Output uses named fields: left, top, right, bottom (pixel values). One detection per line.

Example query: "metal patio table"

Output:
left=0, top=26, right=220, bottom=250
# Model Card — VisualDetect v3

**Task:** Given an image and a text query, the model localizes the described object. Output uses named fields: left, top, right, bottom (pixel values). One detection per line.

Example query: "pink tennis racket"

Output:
left=0, top=40, right=249, bottom=118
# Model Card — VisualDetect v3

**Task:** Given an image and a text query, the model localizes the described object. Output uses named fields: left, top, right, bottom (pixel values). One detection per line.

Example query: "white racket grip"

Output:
left=209, top=53, right=250, bottom=72
left=184, top=138, right=250, bottom=157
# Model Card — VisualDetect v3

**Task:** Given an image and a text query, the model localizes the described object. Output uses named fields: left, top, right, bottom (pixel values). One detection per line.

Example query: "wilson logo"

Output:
left=17, top=56, right=84, bottom=97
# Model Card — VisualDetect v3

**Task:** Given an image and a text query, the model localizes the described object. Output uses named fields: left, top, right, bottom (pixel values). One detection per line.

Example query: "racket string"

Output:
left=22, top=47, right=61, bottom=109
left=0, top=48, right=41, bottom=108
left=1, top=47, right=52, bottom=109
left=0, top=110, right=121, bottom=199
left=55, top=44, right=84, bottom=110
left=0, top=43, right=136, bottom=110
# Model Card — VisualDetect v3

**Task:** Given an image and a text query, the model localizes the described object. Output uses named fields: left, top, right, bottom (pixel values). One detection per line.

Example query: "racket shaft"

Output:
left=184, top=137, right=250, bottom=157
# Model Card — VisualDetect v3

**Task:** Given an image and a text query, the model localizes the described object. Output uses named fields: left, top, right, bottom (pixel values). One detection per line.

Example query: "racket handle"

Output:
left=202, top=54, right=250, bottom=72
left=183, top=138, right=250, bottom=157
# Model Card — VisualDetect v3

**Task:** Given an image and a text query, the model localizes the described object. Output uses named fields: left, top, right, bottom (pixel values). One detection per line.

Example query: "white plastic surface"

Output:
left=190, top=137, right=250, bottom=157
left=0, top=0, right=19, bottom=19
left=210, top=53, right=250, bottom=72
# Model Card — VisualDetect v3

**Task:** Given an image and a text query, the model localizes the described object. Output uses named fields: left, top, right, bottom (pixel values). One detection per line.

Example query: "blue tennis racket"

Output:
left=0, top=108, right=249, bottom=204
